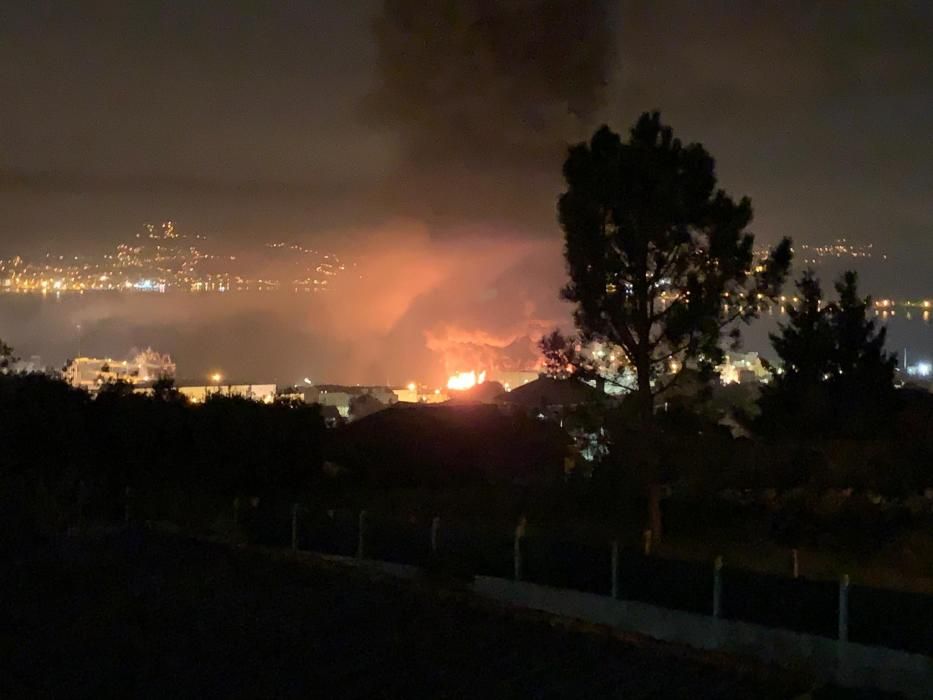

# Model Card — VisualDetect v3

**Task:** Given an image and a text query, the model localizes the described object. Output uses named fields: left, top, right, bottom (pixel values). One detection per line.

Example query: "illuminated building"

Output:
left=64, top=348, right=175, bottom=392
left=392, top=385, right=448, bottom=404
left=131, top=348, right=177, bottom=382
left=317, top=390, right=352, bottom=417
left=716, top=351, right=771, bottom=385
left=176, top=383, right=277, bottom=404
left=304, top=384, right=401, bottom=416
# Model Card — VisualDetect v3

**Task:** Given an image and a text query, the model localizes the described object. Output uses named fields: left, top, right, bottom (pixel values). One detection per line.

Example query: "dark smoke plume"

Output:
left=368, top=0, right=616, bottom=230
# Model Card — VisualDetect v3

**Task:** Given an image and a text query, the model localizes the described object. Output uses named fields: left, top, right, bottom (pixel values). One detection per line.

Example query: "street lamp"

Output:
left=208, top=372, right=223, bottom=398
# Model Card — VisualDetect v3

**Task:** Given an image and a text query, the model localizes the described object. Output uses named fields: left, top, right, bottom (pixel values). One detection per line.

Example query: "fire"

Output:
left=446, top=370, right=486, bottom=391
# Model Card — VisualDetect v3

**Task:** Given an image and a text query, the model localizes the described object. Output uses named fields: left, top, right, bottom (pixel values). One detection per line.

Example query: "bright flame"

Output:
left=447, top=370, right=486, bottom=391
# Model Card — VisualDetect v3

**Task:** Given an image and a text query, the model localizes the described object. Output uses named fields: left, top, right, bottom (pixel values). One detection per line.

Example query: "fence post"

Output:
left=643, top=529, right=652, bottom=556
left=291, top=503, right=299, bottom=551
left=430, top=516, right=440, bottom=555
left=713, top=555, right=723, bottom=618
left=357, top=510, right=367, bottom=560
left=513, top=516, right=527, bottom=581
left=792, top=548, right=799, bottom=579
left=610, top=540, right=619, bottom=599
left=838, top=574, right=850, bottom=643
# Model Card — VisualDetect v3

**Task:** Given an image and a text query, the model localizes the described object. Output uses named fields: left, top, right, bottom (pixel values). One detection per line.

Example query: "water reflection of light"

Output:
left=874, top=306, right=933, bottom=325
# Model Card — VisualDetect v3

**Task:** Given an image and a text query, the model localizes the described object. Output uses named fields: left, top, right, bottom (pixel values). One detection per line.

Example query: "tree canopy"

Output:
left=759, top=270, right=896, bottom=437
left=831, top=271, right=896, bottom=398
left=557, top=112, right=791, bottom=421
left=151, top=375, right=185, bottom=403
left=769, top=271, right=835, bottom=389
left=538, top=330, right=579, bottom=380
left=349, top=393, right=387, bottom=421
left=0, top=338, right=17, bottom=372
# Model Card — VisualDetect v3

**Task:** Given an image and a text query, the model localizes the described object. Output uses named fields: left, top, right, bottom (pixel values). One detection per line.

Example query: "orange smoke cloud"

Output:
left=311, top=221, right=571, bottom=385
left=32, top=221, right=573, bottom=387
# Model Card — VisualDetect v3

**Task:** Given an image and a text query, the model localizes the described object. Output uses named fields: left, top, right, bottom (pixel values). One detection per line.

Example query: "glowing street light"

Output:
left=210, top=372, right=222, bottom=384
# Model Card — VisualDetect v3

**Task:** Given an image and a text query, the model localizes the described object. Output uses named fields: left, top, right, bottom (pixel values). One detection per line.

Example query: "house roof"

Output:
left=494, top=376, right=603, bottom=408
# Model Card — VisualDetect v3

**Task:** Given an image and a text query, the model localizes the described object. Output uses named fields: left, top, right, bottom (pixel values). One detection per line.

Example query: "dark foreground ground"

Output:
left=0, top=529, right=889, bottom=699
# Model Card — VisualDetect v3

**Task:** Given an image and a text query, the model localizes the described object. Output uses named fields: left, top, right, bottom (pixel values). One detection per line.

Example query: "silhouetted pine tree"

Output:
left=558, top=112, right=791, bottom=423
left=759, top=270, right=895, bottom=437
left=827, top=270, right=896, bottom=418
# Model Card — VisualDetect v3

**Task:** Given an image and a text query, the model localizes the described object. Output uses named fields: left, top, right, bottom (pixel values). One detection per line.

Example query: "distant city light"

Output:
left=907, top=362, right=932, bottom=378
left=0, top=222, right=348, bottom=295
left=211, top=373, right=223, bottom=383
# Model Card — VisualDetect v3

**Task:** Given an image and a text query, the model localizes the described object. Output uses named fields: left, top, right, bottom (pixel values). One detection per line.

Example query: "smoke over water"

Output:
left=0, top=224, right=572, bottom=387
left=313, top=0, right=616, bottom=382
left=2, top=1, right=621, bottom=384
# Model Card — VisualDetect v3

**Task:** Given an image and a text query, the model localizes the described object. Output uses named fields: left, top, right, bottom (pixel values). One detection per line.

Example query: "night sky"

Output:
left=2, top=2, right=931, bottom=250
left=1, top=1, right=932, bottom=382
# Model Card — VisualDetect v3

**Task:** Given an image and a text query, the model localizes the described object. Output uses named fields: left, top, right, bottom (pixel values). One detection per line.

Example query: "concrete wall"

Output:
left=472, top=576, right=933, bottom=698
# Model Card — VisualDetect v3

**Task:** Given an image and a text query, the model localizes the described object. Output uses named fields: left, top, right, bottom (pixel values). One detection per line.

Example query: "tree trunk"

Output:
left=635, top=353, right=653, bottom=425
left=634, top=351, right=661, bottom=544
left=648, top=482, right=663, bottom=545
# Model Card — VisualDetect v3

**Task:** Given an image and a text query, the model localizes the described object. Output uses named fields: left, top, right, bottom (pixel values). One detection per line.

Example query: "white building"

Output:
left=305, top=384, right=401, bottom=417
left=64, top=348, right=176, bottom=392
left=391, top=384, right=447, bottom=404
left=177, top=383, right=277, bottom=404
